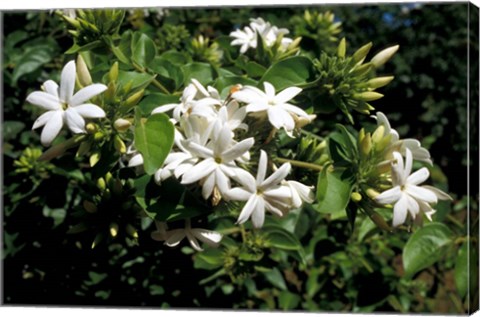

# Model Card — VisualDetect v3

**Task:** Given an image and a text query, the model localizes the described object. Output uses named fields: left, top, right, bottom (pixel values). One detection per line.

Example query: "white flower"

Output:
left=209, top=100, right=248, bottom=138
left=151, top=219, right=223, bottom=252
left=151, top=79, right=220, bottom=122
left=374, top=112, right=432, bottom=165
left=180, top=125, right=254, bottom=200
left=27, top=60, right=107, bottom=146
left=232, top=82, right=309, bottom=136
left=228, top=150, right=293, bottom=228
left=284, top=180, right=315, bottom=208
left=375, top=149, right=451, bottom=227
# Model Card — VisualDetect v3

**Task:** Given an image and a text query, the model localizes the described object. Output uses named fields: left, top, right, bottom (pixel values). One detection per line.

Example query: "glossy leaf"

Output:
left=260, top=56, right=316, bottom=91
left=134, top=111, right=174, bottom=175
left=131, top=33, right=157, bottom=68
left=403, top=223, right=454, bottom=278
left=315, top=167, right=354, bottom=217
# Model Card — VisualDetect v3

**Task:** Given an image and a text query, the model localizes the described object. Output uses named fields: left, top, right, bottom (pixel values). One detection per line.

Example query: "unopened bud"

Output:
left=93, top=131, right=104, bottom=142
left=76, top=54, right=92, bottom=87
left=358, top=128, right=366, bottom=143
left=352, top=42, right=372, bottom=64
left=85, top=123, right=97, bottom=134
left=109, top=62, right=119, bottom=83
left=109, top=223, right=119, bottom=238
left=83, top=200, right=98, bottom=213
left=360, top=133, right=372, bottom=157
left=113, top=134, right=127, bottom=154
left=295, top=114, right=316, bottom=129
left=90, top=152, right=100, bottom=167
left=96, top=177, right=106, bottom=191
left=104, top=81, right=116, bottom=101
left=105, top=172, right=113, bottom=188
left=63, top=15, right=80, bottom=28
left=351, top=192, right=362, bottom=202
left=366, top=188, right=380, bottom=200
left=351, top=63, right=373, bottom=77
left=125, top=224, right=139, bottom=239
left=353, top=91, right=384, bottom=102
left=376, top=134, right=392, bottom=153
left=367, top=76, right=394, bottom=89
left=114, top=118, right=131, bottom=132
left=125, top=89, right=144, bottom=108
left=91, top=233, right=104, bottom=249
left=372, top=125, right=385, bottom=144
left=370, top=45, right=399, bottom=68
left=337, top=37, right=346, bottom=58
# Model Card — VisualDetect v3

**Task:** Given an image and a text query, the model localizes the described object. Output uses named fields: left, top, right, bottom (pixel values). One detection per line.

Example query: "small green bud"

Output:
left=124, top=89, right=144, bottom=108
left=109, top=223, right=119, bottom=238
left=93, top=131, right=104, bottom=142
left=113, top=135, right=127, bottom=154
left=90, top=151, right=101, bottom=167
left=367, top=76, right=394, bottom=89
left=86, top=123, right=97, bottom=134
left=113, top=118, right=132, bottom=132
left=105, top=172, right=113, bottom=187
left=352, top=42, right=372, bottom=64
left=104, top=81, right=116, bottom=101
left=366, top=188, right=380, bottom=200
left=109, top=62, right=119, bottom=83
left=126, top=224, right=139, bottom=239
left=372, top=125, right=385, bottom=144
left=76, top=54, right=92, bottom=87
left=376, top=133, right=393, bottom=152
left=370, top=45, right=399, bottom=68
left=83, top=200, right=98, bottom=213
left=62, top=15, right=80, bottom=28
left=358, top=128, right=366, bottom=143
left=351, top=63, right=373, bottom=77
left=353, top=91, right=384, bottom=102
left=76, top=140, right=92, bottom=157
left=337, top=37, right=346, bottom=58
left=351, top=192, right=362, bottom=202
left=360, top=133, right=372, bottom=157
left=91, top=233, right=104, bottom=249
left=97, top=177, right=106, bottom=191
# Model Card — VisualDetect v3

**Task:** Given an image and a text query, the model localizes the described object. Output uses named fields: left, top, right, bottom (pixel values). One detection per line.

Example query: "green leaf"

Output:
left=149, top=57, right=184, bottom=90
left=3, top=121, right=26, bottom=141
left=134, top=111, right=174, bottom=175
left=194, top=248, right=224, bottom=270
left=315, top=167, right=354, bottom=217
left=264, top=225, right=302, bottom=251
left=182, top=62, right=215, bottom=86
left=403, top=223, right=454, bottom=278
left=260, top=56, right=315, bottom=91
left=455, top=239, right=478, bottom=299
left=138, top=93, right=179, bottom=116
left=264, top=267, right=287, bottom=291
left=278, top=291, right=301, bottom=310
left=12, top=44, right=54, bottom=84
left=117, top=71, right=154, bottom=90
left=42, top=206, right=66, bottom=228
left=131, top=33, right=157, bottom=68
left=159, top=50, right=192, bottom=66
left=245, top=61, right=267, bottom=78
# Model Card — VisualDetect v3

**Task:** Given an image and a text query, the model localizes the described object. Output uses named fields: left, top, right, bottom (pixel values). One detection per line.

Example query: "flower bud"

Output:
left=104, top=81, right=116, bottom=102
left=83, top=200, right=98, bottom=213
left=351, top=192, right=362, bottom=202
left=366, top=188, right=380, bottom=199
left=113, top=134, right=127, bottom=154
left=109, top=62, right=119, bottom=83
left=126, top=224, right=139, bottom=239
left=372, top=125, right=385, bottom=144
left=370, top=45, right=399, bottom=68
left=124, top=89, right=144, bottom=109
left=90, top=151, right=101, bottom=167
left=367, top=76, right=394, bottom=89
left=353, top=91, right=384, bottom=102
left=358, top=128, right=365, bottom=143
left=91, top=233, right=104, bottom=249
left=337, top=37, right=346, bottom=58
left=114, top=118, right=131, bottom=132
left=76, top=54, right=92, bottom=87
left=62, top=15, right=80, bottom=28
left=351, top=63, right=373, bottom=77
left=93, top=131, right=104, bottom=142
left=109, top=223, right=119, bottom=238
left=96, top=177, right=106, bottom=191
left=85, top=123, right=97, bottom=134
left=76, top=140, right=92, bottom=157
left=352, top=42, right=372, bottom=64
left=360, top=133, right=372, bottom=157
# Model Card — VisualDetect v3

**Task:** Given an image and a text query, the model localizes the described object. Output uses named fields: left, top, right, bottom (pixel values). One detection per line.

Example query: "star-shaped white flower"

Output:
left=151, top=219, right=223, bottom=252
left=227, top=150, right=293, bottom=228
left=375, top=149, right=451, bottom=227
left=27, top=60, right=107, bottom=146
left=374, top=112, right=432, bottom=165
left=232, top=82, right=309, bottom=136
left=284, top=180, right=315, bottom=208
left=180, top=125, right=254, bottom=200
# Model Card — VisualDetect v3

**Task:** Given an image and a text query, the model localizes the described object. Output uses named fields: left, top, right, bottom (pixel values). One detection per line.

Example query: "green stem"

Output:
left=275, top=157, right=323, bottom=172
left=446, top=214, right=464, bottom=230
left=131, top=62, right=170, bottom=95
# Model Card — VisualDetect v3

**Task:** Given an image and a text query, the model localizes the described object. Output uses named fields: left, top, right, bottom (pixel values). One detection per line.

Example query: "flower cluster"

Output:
left=372, top=112, right=452, bottom=227
left=139, top=78, right=315, bottom=250
left=230, top=18, right=293, bottom=54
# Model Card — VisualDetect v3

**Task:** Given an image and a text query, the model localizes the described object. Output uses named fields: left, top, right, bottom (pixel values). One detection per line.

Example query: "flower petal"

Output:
left=186, top=230, right=203, bottom=252
left=221, top=137, right=254, bottom=163
left=128, top=154, right=144, bottom=167
left=59, top=60, right=76, bottom=103
left=182, top=140, right=214, bottom=159
left=261, top=162, right=291, bottom=190
left=231, top=167, right=256, bottom=193
left=32, top=111, right=55, bottom=130
left=406, top=167, right=430, bottom=185
left=152, top=103, right=179, bottom=114
left=281, top=103, right=309, bottom=118
left=226, top=187, right=253, bottom=201
left=264, top=82, right=276, bottom=99
left=73, top=104, right=106, bottom=118
left=26, top=91, right=61, bottom=111
left=392, top=194, right=408, bottom=227
left=64, top=108, right=86, bottom=134
left=164, top=229, right=186, bottom=248
left=263, top=185, right=292, bottom=201
left=404, top=148, right=413, bottom=177
left=202, top=172, right=216, bottom=200
left=214, top=125, right=233, bottom=156
left=391, top=151, right=405, bottom=186
left=43, top=80, right=59, bottom=98
left=268, top=107, right=294, bottom=132
left=256, top=150, right=268, bottom=186
left=376, top=186, right=402, bottom=205
left=192, top=229, right=223, bottom=247
left=181, top=158, right=216, bottom=184
left=236, top=195, right=258, bottom=225
left=40, top=111, right=64, bottom=146
left=251, top=197, right=265, bottom=228
left=405, top=185, right=438, bottom=204
left=274, top=87, right=302, bottom=104
left=422, top=185, right=453, bottom=201
left=406, top=194, right=420, bottom=218
left=70, top=84, right=107, bottom=106
left=215, top=168, right=231, bottom=196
